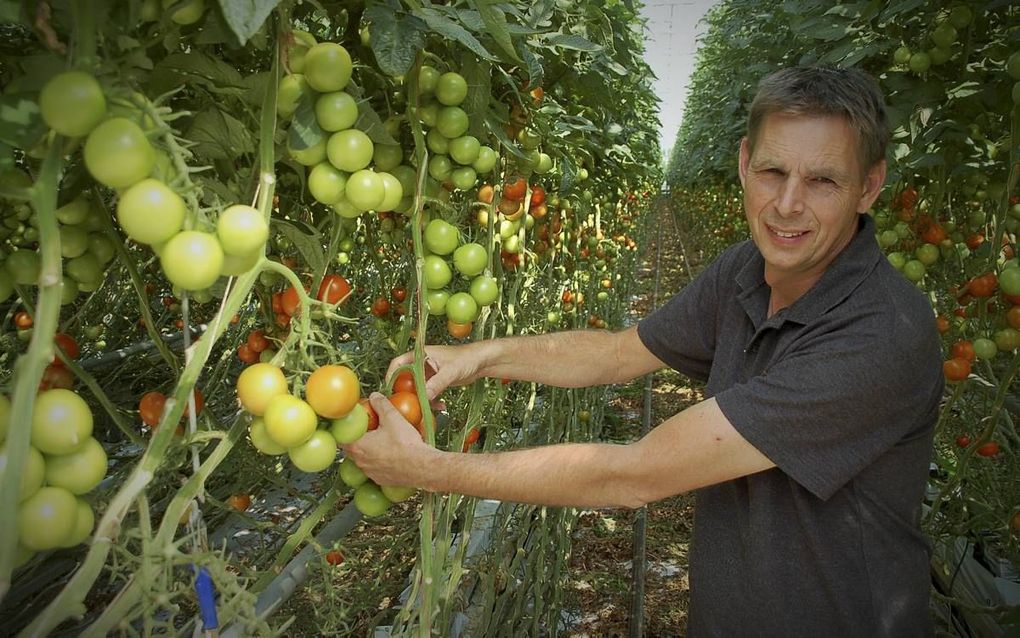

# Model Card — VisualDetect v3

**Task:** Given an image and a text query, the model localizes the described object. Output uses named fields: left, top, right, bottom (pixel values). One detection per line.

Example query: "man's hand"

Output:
left=342, top=392, right=437, bottom=488
left=386, top=344, right=488, bottom=401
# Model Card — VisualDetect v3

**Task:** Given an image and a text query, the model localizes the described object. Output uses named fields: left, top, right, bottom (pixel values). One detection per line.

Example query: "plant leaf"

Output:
left=217, top=0, right=280, bottom=45
left=273, top=218, right=325, bottom=279
left=471, top=0, right=521, bottom=63
left=366, top=2, right=427, bottom=77
left=413, top=7, right=495, bottom=61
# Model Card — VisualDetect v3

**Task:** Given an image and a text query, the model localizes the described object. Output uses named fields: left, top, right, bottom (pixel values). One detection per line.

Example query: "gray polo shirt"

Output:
left=637, top=214, right=942, bottom=637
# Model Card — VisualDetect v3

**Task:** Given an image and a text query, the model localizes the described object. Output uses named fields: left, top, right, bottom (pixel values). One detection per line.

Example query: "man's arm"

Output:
left=346, top=393, right=776, bottom=509
left=387, top=325, right=667, bottom=400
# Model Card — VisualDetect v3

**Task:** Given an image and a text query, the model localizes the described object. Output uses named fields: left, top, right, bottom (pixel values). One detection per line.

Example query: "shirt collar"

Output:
left=735, top=214, right=883, bottom=326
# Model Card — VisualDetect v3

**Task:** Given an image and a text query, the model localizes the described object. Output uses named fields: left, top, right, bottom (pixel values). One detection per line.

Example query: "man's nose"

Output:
left=775, top=177, right=805, bottom=216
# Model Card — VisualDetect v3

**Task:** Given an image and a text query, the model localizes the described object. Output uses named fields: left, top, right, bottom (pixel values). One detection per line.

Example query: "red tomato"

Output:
left=183, top=388, right=205, bottom=418
left=935, top=315, right=950, bottom=334
left=965, top=233, right=985, bottom=250
left=530, top=185, right=546, bottom=206
left=247, top=329, right=269, bottom=353
left=390, top=286, right=407, bottom=302
left=504, top=177, right=527, bottom=201
left=976, top=441, right=1000, bottom=457
left=950, top=340, right=975, bottom=363
left=53, top=333, right=80, bottom=362
left=14, top=311, right=32, bottom=329
left=955, top=435, right=971, bottom=448
left=139, top=391, right=167, bottom=427
left=271, top=291, right=284, bottom=314
left=371, top=296, right=391, bottom=317
left=281, top=285, right=303, bottom=316
left=389, top=391, right=422, bottom=427
left=361, top=398, right=379, bottom=431
left=317, top=274, right=351, bottom=305
left=326, top=549, right=344, bottom=566
left=943, top=357, right=971, bottom=382
left=39, top=363, right=74, bottom=391
left=228, top=494, right=251, bottom=511
left=1008, top=306, right=1020, bottom=330
left=391, top=370, right=416, bottom=394
left=275, top=312, right=291, bottom=328
left=238, top=343, right=258, bottom=364
left=462, top=427, right=480, bottom=452
left=968, top=273, right=997, bottom=298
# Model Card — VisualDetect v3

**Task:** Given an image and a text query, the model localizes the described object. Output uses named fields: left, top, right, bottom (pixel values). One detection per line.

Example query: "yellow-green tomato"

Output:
left=303, top=43, right=353, bottom=93
left=117, top=179, right=186, bottom=245
left=84, top=117, right=155, bottom=189
left=62, top=498, right=94, bottom=547
left=32, top=389, right=93, bottom=456
left=277, top=74, right=310, bottom=119
left=339, top=457, right=368, bottom=487
left=329, top=402, right=369, bottom=444
left=236, top=363, right=289, bottom=416
left=353, top=482, right=391, bottom=517
left=44, top=436, right=108, bottom=495
left=217, top=205, right=268, bottom=256
left=380, top=484, right=416, bottom=503
left=249, top=417, right=287, bottom=455
left=263, top=394, right=318, bottom=448
left=39, top=71, right=106, bottom=138
left=308, top=163, right=349, bottom=205
left=288, top=430, right=337, bottom=473
left=0, top=443, right=45, bottom=501
left=160, top=231, right=224, bottom=291
left=18, top=486, right=79, bottom=551
left=378, top=172, right=403, bottom=212
left=55, top=197, right=91, bottom=225
left=163, top=0, right=205, bottom=25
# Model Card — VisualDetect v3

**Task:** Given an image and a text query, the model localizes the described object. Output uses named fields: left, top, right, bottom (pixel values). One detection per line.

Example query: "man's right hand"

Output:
left=386, top=342, right=491, bottom=401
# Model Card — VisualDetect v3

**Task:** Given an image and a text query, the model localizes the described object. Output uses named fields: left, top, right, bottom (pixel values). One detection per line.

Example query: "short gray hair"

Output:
left=747, top=67, right=890, bottom=173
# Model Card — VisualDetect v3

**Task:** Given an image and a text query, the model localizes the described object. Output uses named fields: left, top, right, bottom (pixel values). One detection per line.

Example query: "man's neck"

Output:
left=765, top=271, right=819, bottom=317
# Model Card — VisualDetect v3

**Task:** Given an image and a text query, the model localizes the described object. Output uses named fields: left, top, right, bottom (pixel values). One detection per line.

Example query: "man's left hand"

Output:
left=342, top=392, right=435, bottom=488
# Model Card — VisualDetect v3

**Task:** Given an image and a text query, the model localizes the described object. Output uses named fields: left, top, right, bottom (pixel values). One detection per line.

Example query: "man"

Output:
left=345, top=67, right=943, bottom=636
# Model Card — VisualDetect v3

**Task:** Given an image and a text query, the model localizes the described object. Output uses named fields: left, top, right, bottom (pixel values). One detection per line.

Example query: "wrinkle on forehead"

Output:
left=749, top=114, right=861, bottom=183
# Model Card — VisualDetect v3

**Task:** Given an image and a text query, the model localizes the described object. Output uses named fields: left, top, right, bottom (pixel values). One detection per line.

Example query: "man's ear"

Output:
left=857, top=160, right=887, bottom=213
left=738, top=137, right=750, bottom=188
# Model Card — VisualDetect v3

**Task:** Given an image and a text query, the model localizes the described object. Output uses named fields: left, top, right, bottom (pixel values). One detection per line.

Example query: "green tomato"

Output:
left=327, top=129, right=374, bottom=173
left=451, top=167, right=477, bottom=191
left=289, top=137, right=328, bottom=166
left=973, top=337, right=998, bottom=361
left=1007, top=51, right=1020, bottom=81
left=427, top=289, right=450, bottom=316
left=424, top=219, right=459, bottom=255
left=535, top=152, right=554, bottom=174
left=931, top=23, right=958, bottom=49
left=914, top=243, right=939, bottom=266
left=418, top=65, right=440, bottom=94
left=446, top=292, right=479, bottom=323
left=472, top=146, right=498, bottom=174
left=67, top=253, right=103, bottom=285
left=469, top=275, right=499, bottom=306
left=893, top=46, right=912, bottom=65
left=263, top=394, right=318, bottom=448
left=308, top=163, right=349, bottom=205
left=32, top=389, right=93, bottom=456
left=996, top=327, right=1020, bottom=352
left=333, top=198, right=362, bottom=219
left=0, top=443, right=45, bottom=501
left=117, top=178, right=186, bottom=245
left=391, top=164, right=417, bottom=195
left=353, top=482, right=391, bottom=517
left=5, top=249, right=39, bottom=285
left=44, top=436, right=107, bottom=495
left=161, top=231, right=224, bottom=291
left=449, top=136, right=480, bottom=166
left=428, top=155, right=452, bottom=182
left=886, top=252, right=906, bottom=270
left=18, top=486, right=78, bottom=551
left=999, top=268, right=1020, bottom=296
left=380, top=484, right=416, bottom=503
left=948, top=5, right=972, bottom=28
left=59, top=276, right=79, bottom=304
left=0, top=269, right=15, bottom=303
left=84, top=117, right=155, bottom=189
left=423, top=255, right=453, bottom=288
left=288, top=430, right=337, bottom=473
left=901, top=259, right=925, bottom=282
left=435, top=72, right=468, bottom=106
left=55, top=197, right=91, bottom=225
left=163, top=0, right=205, bottom=24
left=217, top=204, right=268, bottom=256
left=62, top=499, right=94, bottom=547
left=330, top=402, right=369, bottom=444
left=277, top=74, right=311, bottom=119
left=315, top=91, right=358, bottom=132
left=436, top=106, right=469, bottom=139
left=39, top=71, right=106, bottom=138
left=426, top=128, right=450, bottom=155
left=517, top=128, right=541, bottom=150
left=346, top=169, right=385, bottom=211
left=453, top=242, right=487, bottom=276
left=908, top=51, right=931, bottom=74
left=419, top=102, right=439, bottom=128
left=87, top=234, right=115, bottom=265
left=373, top=144, right=403, bottom=172
left=378, top=172, right=403, bottom=212
left=59, top=226, right=89, bottom=259
left=303, top=43, right=353, bottom=92
left=287, top=30, right=316, bottom=73
left=339, top=457, right=368, bottom=487
left=249, top=417, right=287, bottom=455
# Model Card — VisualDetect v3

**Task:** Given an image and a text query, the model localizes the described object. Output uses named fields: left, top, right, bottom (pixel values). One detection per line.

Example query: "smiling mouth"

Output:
left=767, top=224, right=808, bottom=239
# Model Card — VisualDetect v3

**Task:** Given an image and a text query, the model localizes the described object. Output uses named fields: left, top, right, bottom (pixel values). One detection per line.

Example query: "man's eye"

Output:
left=813, top=177, right=835, bottom=185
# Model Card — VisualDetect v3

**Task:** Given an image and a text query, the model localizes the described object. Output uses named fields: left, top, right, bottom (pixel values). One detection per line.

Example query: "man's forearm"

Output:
left=472, top=327, right=659, bottom=388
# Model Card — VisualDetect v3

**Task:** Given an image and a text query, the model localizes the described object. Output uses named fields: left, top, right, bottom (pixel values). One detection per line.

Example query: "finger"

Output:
left=369, top=392, right=408, bottom=426
left=385, top=352, right=416, bottom=383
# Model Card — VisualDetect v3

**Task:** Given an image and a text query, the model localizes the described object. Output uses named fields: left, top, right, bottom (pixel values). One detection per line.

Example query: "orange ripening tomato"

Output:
left=389, top=391, right=423, bottom=427
left=238, top=343, right=259, bottom=364
left=935, top=315, right=950, bottom=334
left=976, top=441, right=1000, bottom=457
left=943, top=357, right=971, bottom=382
left=281, top=284, right=303, bottom=316
left=361, top=398, right=379, bottom=431
left=447, top=320, right=472, bottom=339
left=139, top=391, right=167, bottom=427
left=228, top=493, right=251, bottom=512
left=462, top=427, right=480, bottom=452
left=247, top=329, right=269, bottom=353
left=477, top=184, right=494, bottom=204
left=305, top=365, right=360, bottom=418
left=183, top=388, right=205, bottom=418
left=14, top=311, right=33, bottom=329
left=391, top=370, right=416, bottom=394
left=38, top=363, right=74, bottom=391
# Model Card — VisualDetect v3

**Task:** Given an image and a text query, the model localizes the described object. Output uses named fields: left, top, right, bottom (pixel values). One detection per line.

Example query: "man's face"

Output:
left=738, top=113, right=885, bottom=289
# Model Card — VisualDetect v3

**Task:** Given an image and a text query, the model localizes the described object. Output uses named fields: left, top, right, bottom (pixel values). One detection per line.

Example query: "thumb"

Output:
left=369, top=392, right=406, bottom=425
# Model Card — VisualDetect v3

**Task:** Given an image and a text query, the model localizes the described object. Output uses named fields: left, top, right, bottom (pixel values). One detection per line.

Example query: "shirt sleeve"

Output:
left=714, top=323, right=943, bottom=501
left=637, top=245, right=744, bottom=381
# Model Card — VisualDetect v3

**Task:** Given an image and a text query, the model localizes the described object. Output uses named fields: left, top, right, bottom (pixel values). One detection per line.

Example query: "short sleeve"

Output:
left=715, top=327, right=942, bottom=501
left=637, top=244, right=747, bottom=381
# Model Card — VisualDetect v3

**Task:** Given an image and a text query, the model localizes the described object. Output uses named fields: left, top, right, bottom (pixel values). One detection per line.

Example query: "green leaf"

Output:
left=153, top=52, right=247, bottom=93
left=540, top=33, right=603, bottom=52
left=354, top=98, right=398, bottom=145
left=471, top=0, right=521, bottom=63
left=413, top=7, right=495, bottom=60
left=273, top=218, right=325, bottom=279
left=217, top=0, right=280, bottom=45
left=0, top=94, right=44, bottom=148
left=287, top=91, right=325, bottom=151
left=793, top=16, right=855, bottom=42
left=519, top=44, right=544, bottom=88
left=878, top=0, right=925, bottom=21
left=0, top=1, right=25, bottom=23
left=366, top=3, right=427, bottom=77
left=187, top=108, right=255, bottom=160
left=461, top=57, right=492, bottom=140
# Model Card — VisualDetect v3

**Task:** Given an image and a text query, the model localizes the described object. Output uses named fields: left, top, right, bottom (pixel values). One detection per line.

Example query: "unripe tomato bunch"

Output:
left=278, top=36, right=411, bottom=217
left=34, top=71, right=270, bottom=297
left=0, top=390, right=107, bottom=564
left=421, top=218, right=499, bottom=339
